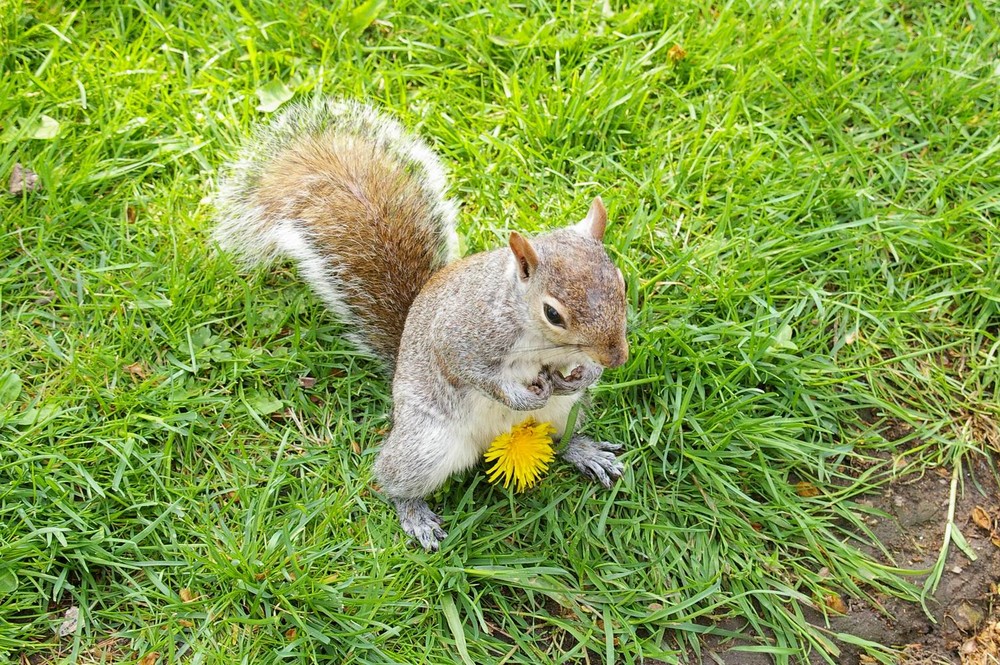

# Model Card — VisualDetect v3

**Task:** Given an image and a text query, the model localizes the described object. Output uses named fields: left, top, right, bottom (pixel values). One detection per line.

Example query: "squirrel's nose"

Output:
left=602, top=343, right=628, bottom=368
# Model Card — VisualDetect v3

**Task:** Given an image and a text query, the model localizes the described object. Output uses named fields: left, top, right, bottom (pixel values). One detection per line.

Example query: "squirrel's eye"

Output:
left=544, top=304, right=565, bottom=328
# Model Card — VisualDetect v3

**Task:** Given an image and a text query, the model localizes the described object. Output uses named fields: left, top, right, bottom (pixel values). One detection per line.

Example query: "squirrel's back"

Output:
left=214, top=100, right=459, bottom=365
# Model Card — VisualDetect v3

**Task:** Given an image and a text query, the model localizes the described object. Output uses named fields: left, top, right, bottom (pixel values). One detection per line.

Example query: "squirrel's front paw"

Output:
left=393, top=497, right=447, bottom=551
left=510, top=372, right=552, bottom=410
left=562, top=435, right=624, bottom=489
left=549, top=362, right=603, bottom=395
left=527, top=371, right=552, bottom=398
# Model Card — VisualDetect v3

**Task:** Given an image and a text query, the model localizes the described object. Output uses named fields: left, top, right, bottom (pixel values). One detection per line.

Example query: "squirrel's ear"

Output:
left=574, top=196, right=607, bottom=242
left=508, top=232, right=539, bottom=281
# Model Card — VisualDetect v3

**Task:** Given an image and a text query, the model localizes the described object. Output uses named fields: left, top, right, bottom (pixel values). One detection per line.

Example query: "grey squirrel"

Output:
left=214, top=100, right=628, bottom=550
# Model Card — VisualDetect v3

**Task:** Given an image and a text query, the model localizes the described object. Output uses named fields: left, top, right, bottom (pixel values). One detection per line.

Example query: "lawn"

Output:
left=2, top=1, right=999, bottom=663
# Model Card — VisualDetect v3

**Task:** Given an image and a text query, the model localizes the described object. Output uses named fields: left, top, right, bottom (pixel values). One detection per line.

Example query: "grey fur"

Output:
left=215, top=102, right=628, bottom=551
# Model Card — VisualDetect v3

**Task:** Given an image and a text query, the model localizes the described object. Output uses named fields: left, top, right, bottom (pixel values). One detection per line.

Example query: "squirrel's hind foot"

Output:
left=562, top=436, right=624, bottom=489
left=392, top=497, right=447, bottom=551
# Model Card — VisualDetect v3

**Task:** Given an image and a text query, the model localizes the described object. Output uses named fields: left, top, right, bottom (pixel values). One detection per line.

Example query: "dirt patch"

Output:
left=698, top=453, right=1000, bottom=664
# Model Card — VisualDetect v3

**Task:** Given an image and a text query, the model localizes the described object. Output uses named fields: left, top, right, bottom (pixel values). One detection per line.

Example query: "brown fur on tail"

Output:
left=214, top=101, right=458, bottom=367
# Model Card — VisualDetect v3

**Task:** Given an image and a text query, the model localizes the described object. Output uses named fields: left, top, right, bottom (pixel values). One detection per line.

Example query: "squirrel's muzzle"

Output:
left=599, top=342, right=629, bottom=368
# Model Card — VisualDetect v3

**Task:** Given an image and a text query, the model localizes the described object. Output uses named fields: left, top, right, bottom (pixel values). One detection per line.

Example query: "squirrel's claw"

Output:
left=393, top=497, right=448, bottom=551
left=562, top=435, right=625, bottom=489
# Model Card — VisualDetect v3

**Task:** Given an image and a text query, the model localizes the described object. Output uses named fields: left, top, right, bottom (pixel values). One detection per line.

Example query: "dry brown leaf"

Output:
left=126, top=206, right=137, bottom=223
left=9, top=163, right=41, bottom=196
left=285, top=628, right=297, bottom=640
left=178, top=619, right=194, bottom=628
left=824, top=593, right=847, bottom=614
left=961, top=620, right=1000, bottom=665
left=351, top=440, right=361, bottom=455
left=138, top=653, right=160, bottom=665
left=123, top=362, right=150, bottom=380
left=971, top=506, right=992, bottom=531
left=179, top=588, right=195, bottom=603
left=794, top=481, right=820, bottom=498
left=668, top=44, right=687, bottom=62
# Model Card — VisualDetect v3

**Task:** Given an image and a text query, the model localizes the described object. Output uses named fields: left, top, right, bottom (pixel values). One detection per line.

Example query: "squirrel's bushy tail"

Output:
left=214, top=100, right=459, bottom=365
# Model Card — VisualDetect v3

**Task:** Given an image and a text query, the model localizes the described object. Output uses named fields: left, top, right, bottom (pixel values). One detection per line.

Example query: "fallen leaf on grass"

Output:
left=179, top=588, right=196, bottom=603
left=0, top=570, right=18, bottom=594
left=29, top=115, right=60, bottom=140
left=668, top=44, right=687, bottom=62
left=794, top=481, right=820, bottom=498
left=971, top=506, right=992, bottom=531
left=824, top=593, right=847, bottom=614
left=247, top=394, right=283, bottom=415
left=56, top=606, right=79, bottom=637
left=123, top=362, right=150, bottom=380
left=138, top=652, right=160, bottom=665
left=9, top=163, right=41, bottom=196
left=255, top=80, right=294, bottom=113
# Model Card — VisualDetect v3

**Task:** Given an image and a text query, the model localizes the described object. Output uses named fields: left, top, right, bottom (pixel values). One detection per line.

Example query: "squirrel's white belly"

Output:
left=426, top=342, right=591, bottom=486
left=461, top=391, right=579, bottom=449
left=430, top=389, right=577, bottom=487
left=405, top=391, right=580, bottom=495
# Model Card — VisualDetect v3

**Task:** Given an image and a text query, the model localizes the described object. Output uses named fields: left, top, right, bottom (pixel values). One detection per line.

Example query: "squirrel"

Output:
left=214, top=100, right=628, bottom=550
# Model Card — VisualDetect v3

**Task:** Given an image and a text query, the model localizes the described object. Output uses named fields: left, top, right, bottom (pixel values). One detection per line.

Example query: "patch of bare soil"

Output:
left=697, top=453, right=1000, bottom=664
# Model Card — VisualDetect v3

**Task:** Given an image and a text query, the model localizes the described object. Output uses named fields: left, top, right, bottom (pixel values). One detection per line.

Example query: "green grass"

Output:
left=2, top=1, right=999, bottom=663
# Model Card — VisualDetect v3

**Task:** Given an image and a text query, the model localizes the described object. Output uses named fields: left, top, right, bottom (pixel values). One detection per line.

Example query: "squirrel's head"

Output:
left=508, top=197, right=628, bottom=368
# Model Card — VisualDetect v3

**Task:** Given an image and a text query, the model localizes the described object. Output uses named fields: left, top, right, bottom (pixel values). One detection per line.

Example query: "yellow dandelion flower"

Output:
left=484, top=419, right=556, bottom=492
